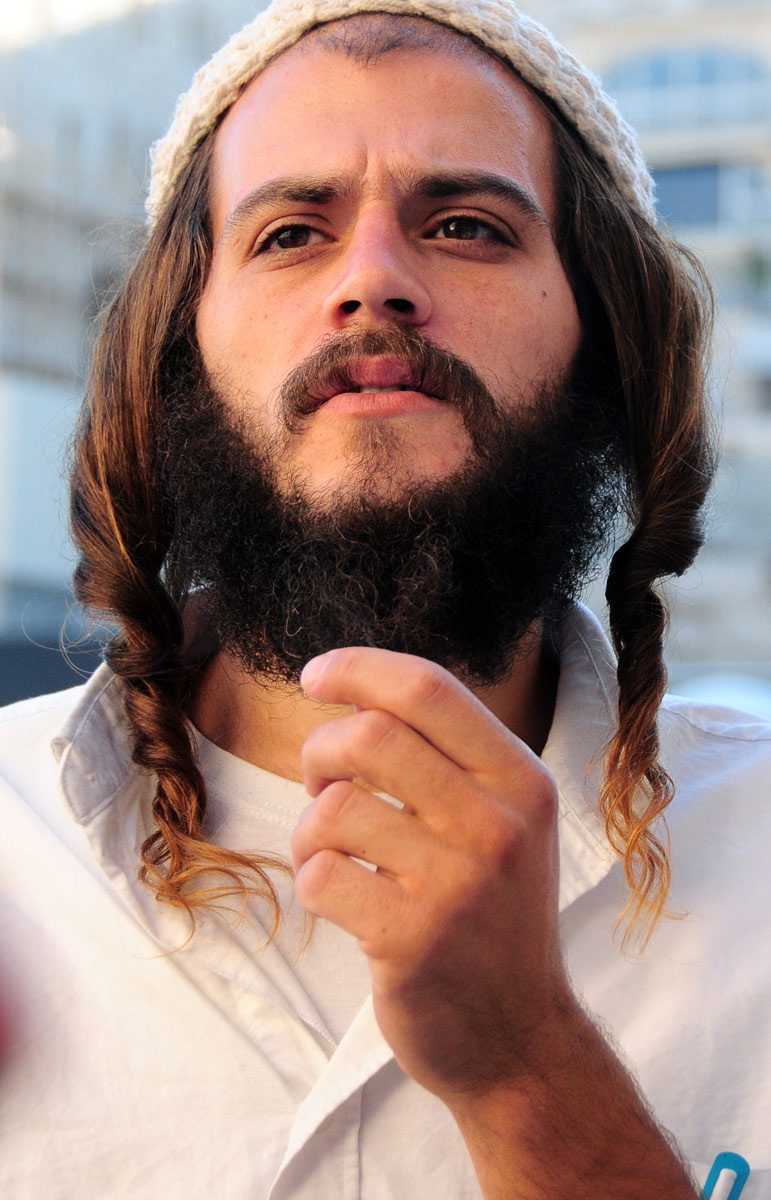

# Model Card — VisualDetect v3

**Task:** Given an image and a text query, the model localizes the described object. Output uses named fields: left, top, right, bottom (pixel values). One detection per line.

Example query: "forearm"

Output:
left=447, top=1000, right=699, bottom=1200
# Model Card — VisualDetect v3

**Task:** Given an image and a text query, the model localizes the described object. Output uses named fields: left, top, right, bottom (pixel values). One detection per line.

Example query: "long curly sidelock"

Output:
left=70, top=137, right=291, bottom=934
left=548, top=106, right=716, bottom=946
left=70, top=59, right=715, bottom=947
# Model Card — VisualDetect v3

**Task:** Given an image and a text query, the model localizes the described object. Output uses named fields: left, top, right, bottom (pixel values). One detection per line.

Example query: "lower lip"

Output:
left=319, top=390, right=444, bottom=417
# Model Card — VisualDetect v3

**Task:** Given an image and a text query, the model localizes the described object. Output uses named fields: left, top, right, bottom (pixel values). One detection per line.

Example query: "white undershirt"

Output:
left=195, top=729, right=373, bottom=1045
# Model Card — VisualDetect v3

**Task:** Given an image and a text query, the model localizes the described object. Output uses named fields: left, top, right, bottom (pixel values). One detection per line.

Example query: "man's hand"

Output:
left=293, top=645, right=566, bottom=1096
left=292, top=647, right=698, bottom=1199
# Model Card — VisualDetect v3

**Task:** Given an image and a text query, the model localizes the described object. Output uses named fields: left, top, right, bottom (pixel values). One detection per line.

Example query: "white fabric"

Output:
left=0, top=604, right=769, bottom=1198
left=146, top=0, right=655, bottom=227
left=196, top=731, right=372, bottom=1044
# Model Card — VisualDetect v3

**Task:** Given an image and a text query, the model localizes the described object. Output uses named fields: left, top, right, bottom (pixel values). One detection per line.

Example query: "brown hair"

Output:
left=70, top=23, right=715, bottom=946
left=547, top=107, right=715, bottom=945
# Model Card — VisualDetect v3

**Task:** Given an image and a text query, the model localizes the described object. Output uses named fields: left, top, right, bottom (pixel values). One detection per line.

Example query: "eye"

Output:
left=431, top=216, right=506, bottom=242
left=254, top=223, right=326, bottom=254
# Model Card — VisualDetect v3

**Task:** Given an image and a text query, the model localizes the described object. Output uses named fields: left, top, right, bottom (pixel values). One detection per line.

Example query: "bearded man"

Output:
left=0, top=1, right=769, bottom=1197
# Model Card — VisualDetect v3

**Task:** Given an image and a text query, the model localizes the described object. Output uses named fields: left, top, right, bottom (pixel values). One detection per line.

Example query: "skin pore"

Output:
left=191, top=26, right=581, bottom=771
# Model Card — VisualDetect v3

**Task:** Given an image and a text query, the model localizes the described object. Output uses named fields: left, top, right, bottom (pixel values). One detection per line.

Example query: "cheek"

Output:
left=500, top=278, right=581, bottom=382
left=452, top=292, right=580, bottom=399
left=536, top=261, right=582, bottom=348
left=438, top=254, right=580, bottom=368
left=197, top=276, right=306, bottom=388
left=197, top=282, right=264, bottom=366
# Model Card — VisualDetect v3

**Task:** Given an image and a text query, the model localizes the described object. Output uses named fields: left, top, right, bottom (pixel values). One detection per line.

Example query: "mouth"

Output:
left=319, top=388, right=445, bottom=418
left=347, top=385, right=415, bottom=393
left=312, top=356, right=447, bottom=411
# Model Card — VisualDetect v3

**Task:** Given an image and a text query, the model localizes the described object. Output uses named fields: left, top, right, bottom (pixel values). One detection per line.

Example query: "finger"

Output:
left=294, top=845, right=406, bottom=952
left=292, top=777, right=433, bottom=876
left=300, top=647, right=541, bottom=785
left=301, top=708, right=470, bottom=824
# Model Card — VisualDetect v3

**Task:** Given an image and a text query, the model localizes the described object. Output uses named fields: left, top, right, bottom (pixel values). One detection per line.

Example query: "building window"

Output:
left=654, top=164, right=720, bottom=226
left=604, top=48, right=770, bottom=131
left=653, top=163, right=771, bottom=232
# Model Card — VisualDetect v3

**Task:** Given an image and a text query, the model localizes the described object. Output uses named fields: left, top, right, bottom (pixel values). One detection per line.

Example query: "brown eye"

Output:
left=436, top=217, right=500, bottom=241
left=258, top=224, right=324, bottom=253
left=274, top=226, right=312, bottom=249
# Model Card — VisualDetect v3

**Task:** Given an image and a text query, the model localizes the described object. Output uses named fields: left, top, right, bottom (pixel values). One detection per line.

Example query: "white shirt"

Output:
left=0, top=605, right=769, bottom=1198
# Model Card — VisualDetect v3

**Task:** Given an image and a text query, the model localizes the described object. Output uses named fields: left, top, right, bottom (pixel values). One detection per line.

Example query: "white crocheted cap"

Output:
left=146, top=0, right=655, bottom=226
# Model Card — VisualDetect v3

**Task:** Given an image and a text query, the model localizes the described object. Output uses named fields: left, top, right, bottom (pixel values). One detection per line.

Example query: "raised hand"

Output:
left=293, top=645, right=569, bottom=1099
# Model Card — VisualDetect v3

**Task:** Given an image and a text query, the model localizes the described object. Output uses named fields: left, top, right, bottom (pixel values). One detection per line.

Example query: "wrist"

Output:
left=444, top=998, right=699, bottom=1200
left=443, top=987, right=591, bottom=1127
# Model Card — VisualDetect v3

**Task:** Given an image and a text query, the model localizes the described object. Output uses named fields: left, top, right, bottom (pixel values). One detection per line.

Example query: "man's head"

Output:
left=71, top=1, right=715, bottom=942
left=152, top=17, right=621, bottom=691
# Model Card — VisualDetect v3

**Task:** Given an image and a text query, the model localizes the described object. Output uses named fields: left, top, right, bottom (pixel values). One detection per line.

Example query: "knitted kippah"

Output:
left=146, top=0, right=654, bottom=226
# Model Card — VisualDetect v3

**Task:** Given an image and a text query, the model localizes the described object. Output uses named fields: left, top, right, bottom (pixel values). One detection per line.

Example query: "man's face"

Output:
left=195, top=31, right=582, bottom=500
left=176, top=25, right=619, bottom=687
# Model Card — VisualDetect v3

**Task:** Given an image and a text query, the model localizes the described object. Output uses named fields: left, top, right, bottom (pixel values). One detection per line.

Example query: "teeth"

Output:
left=352, top=385, right=410, bottom=393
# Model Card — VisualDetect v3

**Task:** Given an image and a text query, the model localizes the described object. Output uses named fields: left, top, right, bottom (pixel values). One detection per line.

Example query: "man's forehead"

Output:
left=208, top=29, right=558, bottom=233
left=219, top=15, right=545, bottom=139
left=146, top=1, right=655, bottom=226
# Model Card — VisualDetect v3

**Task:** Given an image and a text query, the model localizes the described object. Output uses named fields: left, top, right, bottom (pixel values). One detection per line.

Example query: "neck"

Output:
left=188, top=630, right=560, bottom=781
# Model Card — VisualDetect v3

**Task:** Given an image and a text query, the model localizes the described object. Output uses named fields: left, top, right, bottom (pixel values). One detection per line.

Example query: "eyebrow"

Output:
left=414, top=169, right=550, bottom=228
left=219, top=168, right=550, bottom=246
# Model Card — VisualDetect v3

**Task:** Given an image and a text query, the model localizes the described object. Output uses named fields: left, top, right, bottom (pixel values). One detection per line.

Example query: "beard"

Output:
left=159, top=326, right=623, bottom=689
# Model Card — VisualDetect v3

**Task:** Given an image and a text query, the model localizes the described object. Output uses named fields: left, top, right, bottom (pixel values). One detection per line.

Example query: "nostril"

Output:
left=336, top=296, right=416, bottom=317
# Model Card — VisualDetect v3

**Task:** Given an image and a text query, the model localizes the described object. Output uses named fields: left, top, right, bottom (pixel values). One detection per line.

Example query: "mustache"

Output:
left=277, top=326, right=503, bottom=449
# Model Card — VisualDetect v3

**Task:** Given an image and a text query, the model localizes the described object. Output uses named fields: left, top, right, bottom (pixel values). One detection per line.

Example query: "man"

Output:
left=1, top=0, right=769, bottom=1196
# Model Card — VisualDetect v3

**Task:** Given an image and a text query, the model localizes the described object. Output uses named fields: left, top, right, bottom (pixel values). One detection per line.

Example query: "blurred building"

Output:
left=530, top=0, right=771, bottom=700
left=0, top=0, right=260, bottom=699
left=1, top=0, right=770, bottom=703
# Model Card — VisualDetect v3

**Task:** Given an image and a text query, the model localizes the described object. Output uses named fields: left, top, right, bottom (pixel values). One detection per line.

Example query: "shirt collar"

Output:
left=542, top=604, right=619, bottom=908
left=53, top=662, right=138, bottom=823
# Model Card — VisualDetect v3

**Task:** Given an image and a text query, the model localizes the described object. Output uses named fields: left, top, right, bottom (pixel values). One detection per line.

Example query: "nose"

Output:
left=322, top=208, right=432, bottom=328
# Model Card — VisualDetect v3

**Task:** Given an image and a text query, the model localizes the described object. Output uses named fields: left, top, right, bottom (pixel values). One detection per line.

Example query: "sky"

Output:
left=0, top=0, right=171, bottom=49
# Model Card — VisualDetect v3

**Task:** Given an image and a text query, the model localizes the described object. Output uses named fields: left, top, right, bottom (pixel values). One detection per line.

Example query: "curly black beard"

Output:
left=160, top=326, right=623, bottom=689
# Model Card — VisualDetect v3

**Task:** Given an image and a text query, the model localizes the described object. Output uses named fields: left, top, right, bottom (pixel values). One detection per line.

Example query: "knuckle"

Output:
left=410, top=861, right=487, bottom=953
left=295, top=848, right=339, bottom=907
left=527, top=774, right=559, bottom=829
left=316, top=778, right=359, bottom=826
left=350, top=707, right=397, bottom=757
left=494, top=758, right=559, bottom=826
left=483, top=816, right=525, bottom=875
left=465, top=795, right=527, bottom=876
left=476, top=784, right=557, bottom=874
left=481, top=780, right=558, bottom=870
left=402, top=662, right=446, bottom=710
